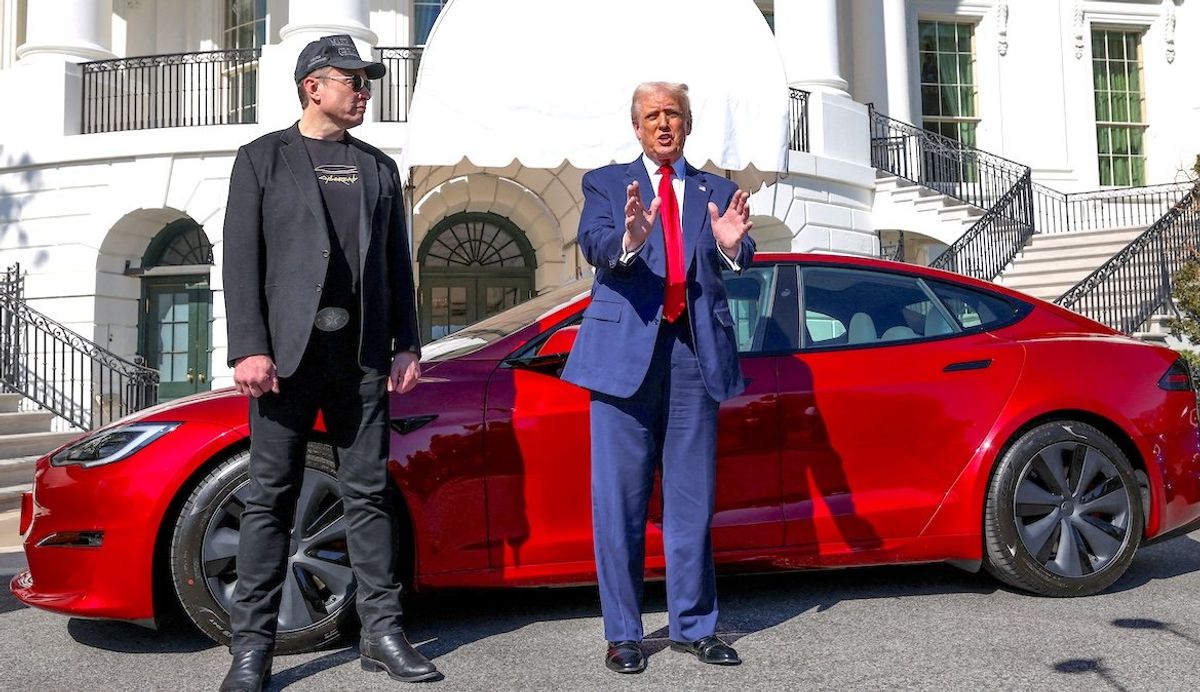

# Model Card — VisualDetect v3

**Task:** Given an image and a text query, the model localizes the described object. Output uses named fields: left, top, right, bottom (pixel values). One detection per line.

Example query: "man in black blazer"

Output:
left=219, top=35, right=437, bottom=691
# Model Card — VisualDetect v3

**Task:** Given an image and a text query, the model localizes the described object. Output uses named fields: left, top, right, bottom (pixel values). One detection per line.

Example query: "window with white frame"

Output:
left=224, top=0, right=265, bottom=124
left=414, top=0, right=448, bottom=45
left=1092, top=28, right=1146, bottom=187
left=918, top=20, right=978, bottom=148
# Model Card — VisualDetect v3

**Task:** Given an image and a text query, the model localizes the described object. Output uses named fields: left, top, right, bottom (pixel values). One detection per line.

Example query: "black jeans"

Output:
left=229, top=340, right=404, bottom=652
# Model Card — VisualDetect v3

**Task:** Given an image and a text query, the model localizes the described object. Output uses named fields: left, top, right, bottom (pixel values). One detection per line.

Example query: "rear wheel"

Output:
left=984, top=421, right=1143, bottom=597
left=169, top=443, right=357, bottom=653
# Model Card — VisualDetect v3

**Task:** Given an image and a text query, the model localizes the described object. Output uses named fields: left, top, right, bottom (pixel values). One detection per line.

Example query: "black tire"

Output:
left=984, top=420, right=1143, bottom=597
left=169, top=442, right=357, bottom=653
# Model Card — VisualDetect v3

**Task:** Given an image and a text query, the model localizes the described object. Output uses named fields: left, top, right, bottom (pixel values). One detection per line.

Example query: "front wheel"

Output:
left=984, top=421, right=1143, bottom=597
left=169, top=443, right=357, bottom=653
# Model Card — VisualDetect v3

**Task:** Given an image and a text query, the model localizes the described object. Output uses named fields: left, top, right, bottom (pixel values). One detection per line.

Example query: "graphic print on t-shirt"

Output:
left=314, top=164, right=359, bottom=186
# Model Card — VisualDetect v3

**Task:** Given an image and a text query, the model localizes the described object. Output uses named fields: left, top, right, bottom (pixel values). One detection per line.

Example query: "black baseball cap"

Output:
left=294, top=34, right=386, bottom=83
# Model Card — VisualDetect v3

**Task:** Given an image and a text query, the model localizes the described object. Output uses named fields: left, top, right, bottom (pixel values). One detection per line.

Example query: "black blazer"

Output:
left=222, top=123, right=420, bottom=378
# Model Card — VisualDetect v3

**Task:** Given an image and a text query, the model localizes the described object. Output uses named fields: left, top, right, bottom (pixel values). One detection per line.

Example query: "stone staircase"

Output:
left=0, top=393, right=78, bottom=459
left=0, top=392, right=78, bottom=514
left=994, top=225, right=1178, bottom=341
left=872, top=173, right=985, bottom=260
left=995, top=226, right=1146, bottom=303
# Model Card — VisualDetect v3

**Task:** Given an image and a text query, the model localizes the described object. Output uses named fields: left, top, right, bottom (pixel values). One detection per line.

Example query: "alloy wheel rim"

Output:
left=1012, top=440, right=1131, bottom=578
left=201, top=467, right=353, bottom=632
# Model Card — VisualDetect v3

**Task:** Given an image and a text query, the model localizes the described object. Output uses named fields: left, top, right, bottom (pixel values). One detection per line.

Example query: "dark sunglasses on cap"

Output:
left=318, top=73, right=372, bottom=93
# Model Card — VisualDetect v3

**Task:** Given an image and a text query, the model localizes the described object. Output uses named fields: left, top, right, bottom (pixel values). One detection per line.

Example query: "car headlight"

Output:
left=50, top=422, right=181, bottom=468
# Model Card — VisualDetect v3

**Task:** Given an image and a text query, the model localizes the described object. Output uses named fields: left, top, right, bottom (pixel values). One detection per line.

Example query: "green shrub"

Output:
left=1168, top=257, right=1200, bottom=344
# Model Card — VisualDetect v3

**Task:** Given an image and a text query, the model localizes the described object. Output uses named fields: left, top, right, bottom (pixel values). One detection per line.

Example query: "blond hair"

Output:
left=630, top=82, right=692, bottom=127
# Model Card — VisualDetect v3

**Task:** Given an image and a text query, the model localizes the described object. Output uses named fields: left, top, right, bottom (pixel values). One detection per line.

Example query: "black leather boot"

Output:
left=360, top=632, right=440, bottom=682
left=219, top=649, right=272, bottom=692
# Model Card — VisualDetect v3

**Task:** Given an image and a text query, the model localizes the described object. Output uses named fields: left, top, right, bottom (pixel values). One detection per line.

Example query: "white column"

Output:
left=280, top=0, right=378, bottom=45
left=257, top=0, right=381, bottom=128
left=16, top=0, right=115, bottom=63
left=775, top=0, right=848, bottom=95
left=882, top=0, right=916, bottom=125
left=850, top=0, right=887, bottom=109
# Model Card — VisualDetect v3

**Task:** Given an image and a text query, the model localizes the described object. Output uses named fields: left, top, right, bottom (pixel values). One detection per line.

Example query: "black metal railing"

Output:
left=789, top=88, right=810, bottom=153
left=81, top=49, right=260, bottom=134
left=1056, top=184, right=1200, bottom=333
left=929, top=172, right=1035, bottom=280
left=869, top=107, right=1034, bottom=280
left=879, top=231, right=906, bottom=262
left=1032, top=181, right=1194, bottom=234
left=869, top=106, right=1029, bottom=212
left=0, top=264, right=159, bottom=430
left=375, top=47, right=423, bottom=123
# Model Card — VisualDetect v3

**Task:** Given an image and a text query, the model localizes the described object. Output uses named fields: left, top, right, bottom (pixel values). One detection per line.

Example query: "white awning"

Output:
left=402, top=0, right=790, bottom=174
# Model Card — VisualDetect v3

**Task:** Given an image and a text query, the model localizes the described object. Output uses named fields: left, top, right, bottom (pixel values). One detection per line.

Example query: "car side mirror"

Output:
left=506, top=325, right=579, bottom=376
left=537, top=325, right=579, bottom=358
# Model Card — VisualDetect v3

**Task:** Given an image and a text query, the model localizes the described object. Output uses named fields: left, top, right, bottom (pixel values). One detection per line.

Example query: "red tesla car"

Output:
left=12, top=253, right=1200, bottom=653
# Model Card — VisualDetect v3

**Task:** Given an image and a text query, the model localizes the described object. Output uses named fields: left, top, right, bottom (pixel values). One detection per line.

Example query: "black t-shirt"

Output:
left=304, top=136, right=362, bottom=313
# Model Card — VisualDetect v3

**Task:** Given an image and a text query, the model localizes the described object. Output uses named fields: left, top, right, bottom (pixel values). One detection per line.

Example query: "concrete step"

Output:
left=0, top=394, right=21, bottom=414
left=0, top=432, right=78, bottom=459
left=937, top=204, right=985, bottom=220
left=1023, top=227, right=1146, bottom=251
left=0, top=411, right=54, bottom=435
left=1000, top=269, right=1097, bottom=288
left=0, top=456, right=39, bottom=514
left=1004, top=253, right=1129, bottom=276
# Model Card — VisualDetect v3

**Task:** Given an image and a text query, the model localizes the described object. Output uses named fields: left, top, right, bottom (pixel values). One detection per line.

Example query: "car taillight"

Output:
left=1159, top=358, right=1195, bottom=391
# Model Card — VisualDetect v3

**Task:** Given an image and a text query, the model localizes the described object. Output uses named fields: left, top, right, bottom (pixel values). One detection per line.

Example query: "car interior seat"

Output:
left=879, top=325, right=917, bottom=341
left=847, top=312, right=877, bottom=344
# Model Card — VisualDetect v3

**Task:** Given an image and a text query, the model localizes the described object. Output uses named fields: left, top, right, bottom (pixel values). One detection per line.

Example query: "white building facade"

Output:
left=0, top=0, right=1196, bottom=403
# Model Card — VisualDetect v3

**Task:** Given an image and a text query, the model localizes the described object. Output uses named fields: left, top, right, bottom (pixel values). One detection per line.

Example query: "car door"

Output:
left=779, top=264, right=1026, bottom=559
left=483, top=265, right=789, bottom=576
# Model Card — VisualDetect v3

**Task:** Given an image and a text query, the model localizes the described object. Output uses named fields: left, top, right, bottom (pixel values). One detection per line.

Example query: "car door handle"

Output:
left=943, top=359, right=992, bottom=373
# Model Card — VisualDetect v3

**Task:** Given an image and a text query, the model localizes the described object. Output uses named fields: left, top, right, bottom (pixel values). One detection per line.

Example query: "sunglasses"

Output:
left=318, top=74, right=372, bottom=93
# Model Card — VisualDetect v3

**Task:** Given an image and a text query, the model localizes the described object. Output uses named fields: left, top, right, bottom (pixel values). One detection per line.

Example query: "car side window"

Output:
left=722, top=265, right=798, bottom=354
left=806, top=309, right=846, bottom=345
left=800, top=266, right=960, bottom=349
left=927, top=280, right=1021, bottom=330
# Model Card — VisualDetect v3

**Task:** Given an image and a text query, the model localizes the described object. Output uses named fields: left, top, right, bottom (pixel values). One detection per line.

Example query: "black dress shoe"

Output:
left=219, top=649, right=272, bottom=692
left=670, top=635, right=741, bottom=665
left=605, top=640, right=646, bottom=674
left=360, top=632, right=441, bottom=682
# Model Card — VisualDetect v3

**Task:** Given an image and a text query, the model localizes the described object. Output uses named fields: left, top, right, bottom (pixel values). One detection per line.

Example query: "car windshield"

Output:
left=421, top=279, right=592, bottom=361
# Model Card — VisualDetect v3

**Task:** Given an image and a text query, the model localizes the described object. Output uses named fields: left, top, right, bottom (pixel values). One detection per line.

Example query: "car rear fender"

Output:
left=918, top=344, right=1163, bottom=549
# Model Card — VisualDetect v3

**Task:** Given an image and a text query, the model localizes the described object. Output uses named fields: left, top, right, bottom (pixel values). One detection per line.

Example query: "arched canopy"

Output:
left=403, top=0, right=790, bottom=175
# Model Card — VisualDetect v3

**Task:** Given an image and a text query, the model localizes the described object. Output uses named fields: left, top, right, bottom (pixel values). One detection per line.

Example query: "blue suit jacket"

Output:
left=561, top=158, right=755, bottom=402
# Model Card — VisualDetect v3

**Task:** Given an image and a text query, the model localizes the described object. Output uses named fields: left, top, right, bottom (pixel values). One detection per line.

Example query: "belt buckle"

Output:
left=315, top=307, right=350, bottom=332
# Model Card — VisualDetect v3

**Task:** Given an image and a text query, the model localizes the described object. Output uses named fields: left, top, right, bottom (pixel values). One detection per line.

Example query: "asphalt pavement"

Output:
left=2, top=532, right=1200, bottom=690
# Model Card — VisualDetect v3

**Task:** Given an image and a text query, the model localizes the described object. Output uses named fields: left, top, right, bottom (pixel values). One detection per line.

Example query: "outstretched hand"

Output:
left=623, top=181, right=661, bottom=252
left=709, top=189, right=753, bottom=258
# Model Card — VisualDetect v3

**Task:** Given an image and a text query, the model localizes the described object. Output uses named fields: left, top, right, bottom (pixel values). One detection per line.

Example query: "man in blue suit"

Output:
left=561, top=81, right=755, bottom=674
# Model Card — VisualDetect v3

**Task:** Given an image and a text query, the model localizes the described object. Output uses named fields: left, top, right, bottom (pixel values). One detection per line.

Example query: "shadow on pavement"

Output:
left=402, top=560, right=996, bottom=664
left=270, top=647, right=361, bottom=689
left=46, top=531, right=1200, bottom=681
left=1105, top=534, right=1200, bottom=594
left=0, top=552, right=27, bottom=615
left=67, top=615, right=218, bottom=654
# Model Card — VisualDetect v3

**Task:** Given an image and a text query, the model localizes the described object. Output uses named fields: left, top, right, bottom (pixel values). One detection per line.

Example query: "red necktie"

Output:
left=657, top=164, right=686, bottom=322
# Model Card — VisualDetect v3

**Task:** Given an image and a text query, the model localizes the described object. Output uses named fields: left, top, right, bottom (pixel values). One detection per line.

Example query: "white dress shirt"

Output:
left=620, top=154, right=741, bottom=271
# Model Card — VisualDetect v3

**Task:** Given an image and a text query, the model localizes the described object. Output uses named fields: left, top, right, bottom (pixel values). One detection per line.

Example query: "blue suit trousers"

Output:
left=589, top=317, right=719, bottom=643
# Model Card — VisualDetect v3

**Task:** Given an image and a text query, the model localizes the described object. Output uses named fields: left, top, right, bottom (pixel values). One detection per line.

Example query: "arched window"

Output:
left=143, top=218, right=215, bottom=268
left=418, top=212, right=536, bottom=342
